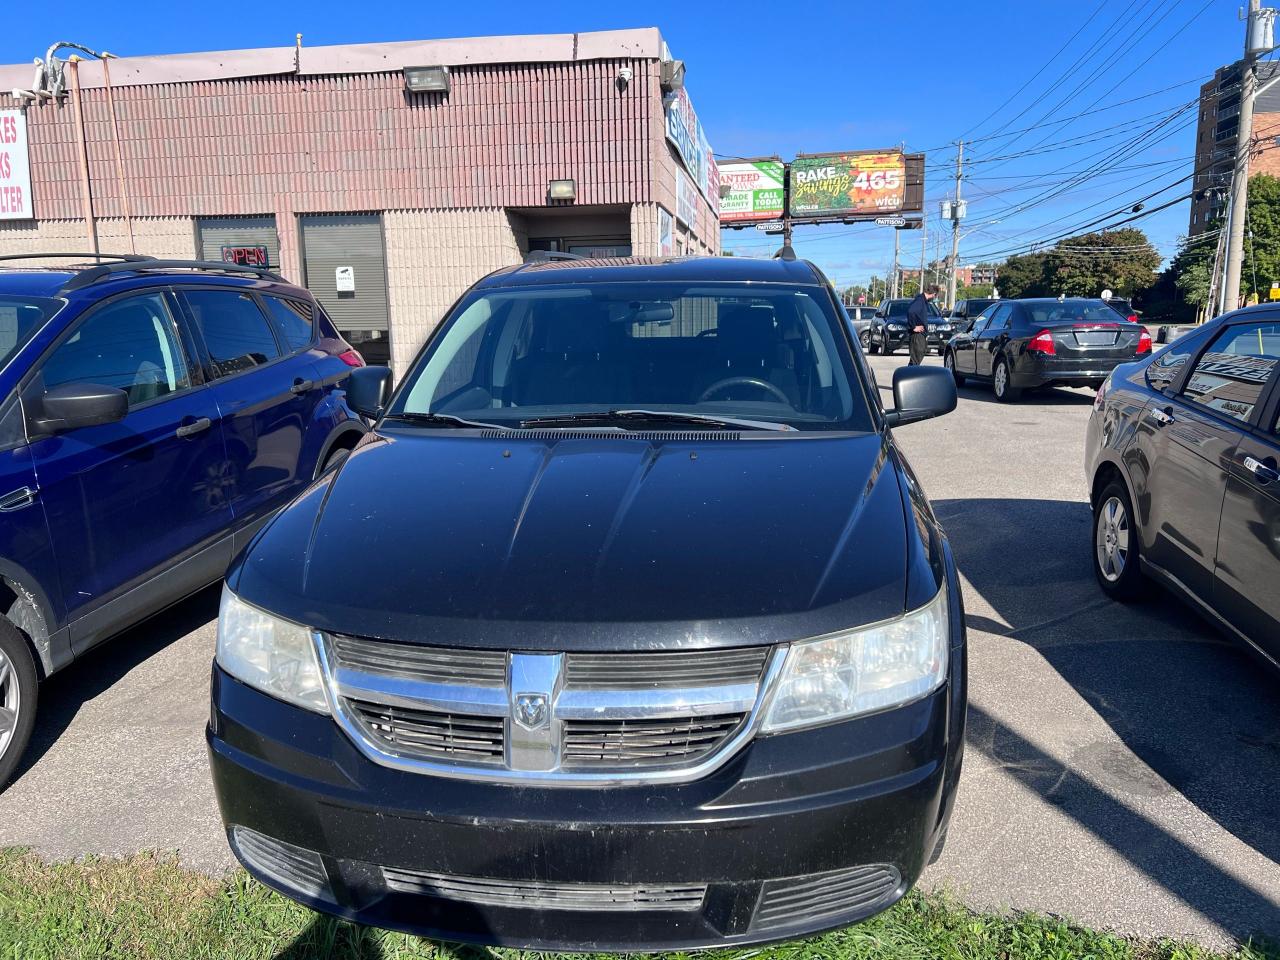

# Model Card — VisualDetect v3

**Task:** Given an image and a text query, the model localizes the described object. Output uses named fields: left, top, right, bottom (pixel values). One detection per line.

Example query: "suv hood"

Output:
left=231, top=431, right=914, bottom=650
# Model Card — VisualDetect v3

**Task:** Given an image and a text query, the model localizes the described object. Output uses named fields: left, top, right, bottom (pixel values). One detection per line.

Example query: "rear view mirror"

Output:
left=30, top=382, right=128, bottom=436
left=884, top=366, right=957, bottom=427
left=346, top=366, right=394, bottom=419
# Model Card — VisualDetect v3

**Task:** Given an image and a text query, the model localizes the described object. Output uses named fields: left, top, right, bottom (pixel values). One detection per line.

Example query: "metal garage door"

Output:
left=195, top=216, right=280, bottom=270
left=300, top=214, right=390, bottom=364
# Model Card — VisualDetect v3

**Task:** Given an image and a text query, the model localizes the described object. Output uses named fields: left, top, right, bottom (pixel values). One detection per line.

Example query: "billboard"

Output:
left=719, top=160, right=786, bottom=223
left=789, top=152, right=912, bottom=218
left=0, top=110, right=32, bottom=220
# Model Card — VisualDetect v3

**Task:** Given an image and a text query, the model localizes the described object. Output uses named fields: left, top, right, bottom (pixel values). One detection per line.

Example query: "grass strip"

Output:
left=0, top=849, right=1273, bottom=960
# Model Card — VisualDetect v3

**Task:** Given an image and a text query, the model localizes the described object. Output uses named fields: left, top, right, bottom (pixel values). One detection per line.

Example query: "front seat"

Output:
left=509, top=302, right=627, bottom=406
left=699, top=304, right=799, bottom=405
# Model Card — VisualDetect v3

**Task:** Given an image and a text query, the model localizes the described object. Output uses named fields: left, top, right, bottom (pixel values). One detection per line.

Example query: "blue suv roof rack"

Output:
left=59, top=258, right=287, bottom=293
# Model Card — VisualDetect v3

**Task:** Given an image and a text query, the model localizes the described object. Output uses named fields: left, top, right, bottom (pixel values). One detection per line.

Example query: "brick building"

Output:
left=1189, top=60, right=1280, bottom=237
left=0, top=29, right=722, bottom=371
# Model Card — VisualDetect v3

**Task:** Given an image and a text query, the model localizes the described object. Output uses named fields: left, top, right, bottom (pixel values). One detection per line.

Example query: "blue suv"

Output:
left=0, top=254, right=367, bottom=785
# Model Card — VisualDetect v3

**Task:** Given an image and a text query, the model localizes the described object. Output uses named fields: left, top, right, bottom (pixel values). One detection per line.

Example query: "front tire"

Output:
left=944, top=351, right=965, bottom=386
left=0, top=617, right=38, bottom=790
left=1093, top=481, right=1146, bottom=600
left=993, top=358, right=1021, bottom=402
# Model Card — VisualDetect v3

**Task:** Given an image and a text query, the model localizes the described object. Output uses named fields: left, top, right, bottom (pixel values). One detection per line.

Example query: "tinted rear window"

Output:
left=1024, top=300, right=1127, bottom=325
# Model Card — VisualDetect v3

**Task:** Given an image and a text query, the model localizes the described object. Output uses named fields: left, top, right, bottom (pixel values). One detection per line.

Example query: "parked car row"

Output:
left=0, top=255, right=366, bottom=786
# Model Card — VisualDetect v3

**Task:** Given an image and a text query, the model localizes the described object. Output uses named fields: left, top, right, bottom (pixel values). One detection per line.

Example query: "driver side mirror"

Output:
left=874, top=310, right=885, bottom=319
left=884, top=366, right=957, bottom=428
left=30, top=382, right=129, bottom=437
left=346, top=365, right=394, bottom=419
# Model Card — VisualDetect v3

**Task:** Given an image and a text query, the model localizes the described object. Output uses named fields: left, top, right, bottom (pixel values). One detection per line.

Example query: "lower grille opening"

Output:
left=345, top=698, right=506, bottom=765
left=751, top=864, right=901, bottom=932
left=561, top=713, right=747, bottom=770
left=383, top=867, right=707, bottom=912
left=231, top=827, right=332, bottom=902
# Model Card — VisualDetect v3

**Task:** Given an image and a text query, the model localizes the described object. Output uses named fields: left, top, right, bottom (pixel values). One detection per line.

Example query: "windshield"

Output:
left=967, top=299, right=997, bottom=314
left=885, top=300, right=942, bottom=319
left=393, top=282, right=873, bottom=432
left=0, top=296, right=63, bottom=370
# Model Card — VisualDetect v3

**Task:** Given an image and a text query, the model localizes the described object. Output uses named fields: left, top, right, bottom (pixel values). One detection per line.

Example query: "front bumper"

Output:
left=208, top=649, right=965, bottom=951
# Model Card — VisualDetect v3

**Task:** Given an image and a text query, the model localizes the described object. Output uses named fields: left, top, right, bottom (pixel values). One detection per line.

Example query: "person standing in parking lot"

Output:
left=908, top=284, right=937, bottom=365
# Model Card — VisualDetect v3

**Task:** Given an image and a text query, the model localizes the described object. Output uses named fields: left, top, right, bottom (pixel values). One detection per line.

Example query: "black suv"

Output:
left=208, top=255, right=966, bottom=951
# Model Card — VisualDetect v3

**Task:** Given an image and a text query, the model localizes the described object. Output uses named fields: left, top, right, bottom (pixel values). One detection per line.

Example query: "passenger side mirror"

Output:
left=884, top=366, right=957, bottom=427
left=346, top=365, right=394, bottom=419
left=874, top=310, right=885, bottom=319
left=30, top=382, right=129, bottom=436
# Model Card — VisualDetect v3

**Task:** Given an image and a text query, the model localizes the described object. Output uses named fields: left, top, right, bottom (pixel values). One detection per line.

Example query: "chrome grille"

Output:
left=562, top=714, right=747, bottom=768
left=331, top=635, right=506, bottom=686
left=346, top=699, right=506, bottom=765
left=751, top=864, right=901, bottom=932
left=564, top=648, right=769, bottom=690
left=321, top=635, right=783, bottom=784
left=383, top=867, right=706, bottom=912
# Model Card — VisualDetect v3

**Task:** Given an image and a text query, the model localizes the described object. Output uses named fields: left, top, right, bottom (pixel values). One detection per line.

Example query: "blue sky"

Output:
left=4, top=0, right=1244, bottom=288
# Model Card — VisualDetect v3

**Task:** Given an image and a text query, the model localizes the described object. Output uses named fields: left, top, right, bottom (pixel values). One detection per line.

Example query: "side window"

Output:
left=185, top=290, right=282, bottom=377
left=985, top=304, right=1010, bottom=332
left=1145, top=330, right=1208, bottom=393
left=261, top=296, right=315, bottom=352
left=1181, top=321, right=1280, bottom=424
left=41, top=292, right=191, bottom=407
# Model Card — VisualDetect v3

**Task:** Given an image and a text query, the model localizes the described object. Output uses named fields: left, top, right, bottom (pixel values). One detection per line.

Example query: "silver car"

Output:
left=845, top=305, right=877, bottom=348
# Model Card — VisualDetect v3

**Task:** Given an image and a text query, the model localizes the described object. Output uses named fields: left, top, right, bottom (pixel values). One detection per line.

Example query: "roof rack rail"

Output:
left=60, top=259, right=287, bottom=293
left=522, top=250, right=586, bottom=264
left=0, top=252, right=156, bottom=264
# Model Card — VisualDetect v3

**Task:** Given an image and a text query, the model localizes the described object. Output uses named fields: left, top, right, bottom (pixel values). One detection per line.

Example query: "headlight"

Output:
left=216, top=587, right=329, bottom=714
left=762, top=584, right=948, bottom=733
left=887, top=322, right=906, bottom=330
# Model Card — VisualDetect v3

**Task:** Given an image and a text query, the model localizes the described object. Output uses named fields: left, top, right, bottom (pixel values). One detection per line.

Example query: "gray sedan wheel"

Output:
left=1093, top=480, right=1146, bottom=601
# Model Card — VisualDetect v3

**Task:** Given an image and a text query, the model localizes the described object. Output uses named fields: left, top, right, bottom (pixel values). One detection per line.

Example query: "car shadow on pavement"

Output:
left=953, top=383, right=1098, bottom=406
left=935, top=497, right=1280, bottom=942
left=10, top=584, right=221, bottom=783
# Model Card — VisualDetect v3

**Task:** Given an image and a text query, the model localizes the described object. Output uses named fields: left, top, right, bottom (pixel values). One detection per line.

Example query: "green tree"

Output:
left=1046, top=228, right=1161, bottom=298
left=995, top=252, right=1050, bottom=298
left=958, top=283, right=994, bottom=299
left=1246, top=172, right=1280, bottom=301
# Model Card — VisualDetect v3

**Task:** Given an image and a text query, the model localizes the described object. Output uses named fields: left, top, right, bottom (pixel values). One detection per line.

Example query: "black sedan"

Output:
left=944, top=298, right=1151, bottom=401
left=867, top=298, right=950, bottom=355
left=1086, top=306, right=1280, bottom=671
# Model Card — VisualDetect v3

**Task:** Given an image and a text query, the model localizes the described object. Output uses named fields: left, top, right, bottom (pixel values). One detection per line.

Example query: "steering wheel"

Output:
left=698, top=377, right=791, bottom=404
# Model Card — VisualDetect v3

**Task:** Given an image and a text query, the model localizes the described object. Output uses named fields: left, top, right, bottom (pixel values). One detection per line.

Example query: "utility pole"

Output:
left=1224, top=1, right=1277, bottom=311
left=947, top=141, right=965, bottom=309
left=891, top=228, right=901, bottom=298
left=919, top=225, right=927, bottom=297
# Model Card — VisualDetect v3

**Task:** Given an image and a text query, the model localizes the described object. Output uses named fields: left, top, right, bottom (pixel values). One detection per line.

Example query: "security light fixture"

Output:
left=660, top=59, right=686, bottom=94
left=548, top=179, right=576, bottom=201
left=404, top=65, right=450, bottom=94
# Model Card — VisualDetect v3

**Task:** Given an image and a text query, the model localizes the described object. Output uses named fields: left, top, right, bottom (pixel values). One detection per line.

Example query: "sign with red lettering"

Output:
left=220, top=245, right=269, bottom=268
left=0, top=111, right=32, bottom=220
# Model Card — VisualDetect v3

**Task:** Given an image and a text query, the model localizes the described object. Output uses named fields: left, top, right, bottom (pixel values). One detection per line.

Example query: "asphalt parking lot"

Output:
left=1, top=353, right=1277, bottom=950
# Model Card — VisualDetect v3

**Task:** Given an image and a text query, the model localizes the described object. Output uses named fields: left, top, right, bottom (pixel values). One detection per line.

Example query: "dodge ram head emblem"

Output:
left=514, top=692, right=549, bottom=730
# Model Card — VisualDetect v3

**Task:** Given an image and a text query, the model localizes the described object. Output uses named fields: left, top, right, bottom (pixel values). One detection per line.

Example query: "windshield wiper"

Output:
left=517, top=409, right=794, bottom=432
left=383, top=412, right=511, bottom=430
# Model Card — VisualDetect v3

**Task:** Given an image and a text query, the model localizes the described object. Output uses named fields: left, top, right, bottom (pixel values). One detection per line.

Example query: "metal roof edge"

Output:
left=0, top=28, right=664, bottom=95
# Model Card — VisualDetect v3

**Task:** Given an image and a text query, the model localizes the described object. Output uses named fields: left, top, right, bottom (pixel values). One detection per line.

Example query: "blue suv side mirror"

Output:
left=30, top=382, right=129, bottom=437
left=884, top=367, right=957, bottom=427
